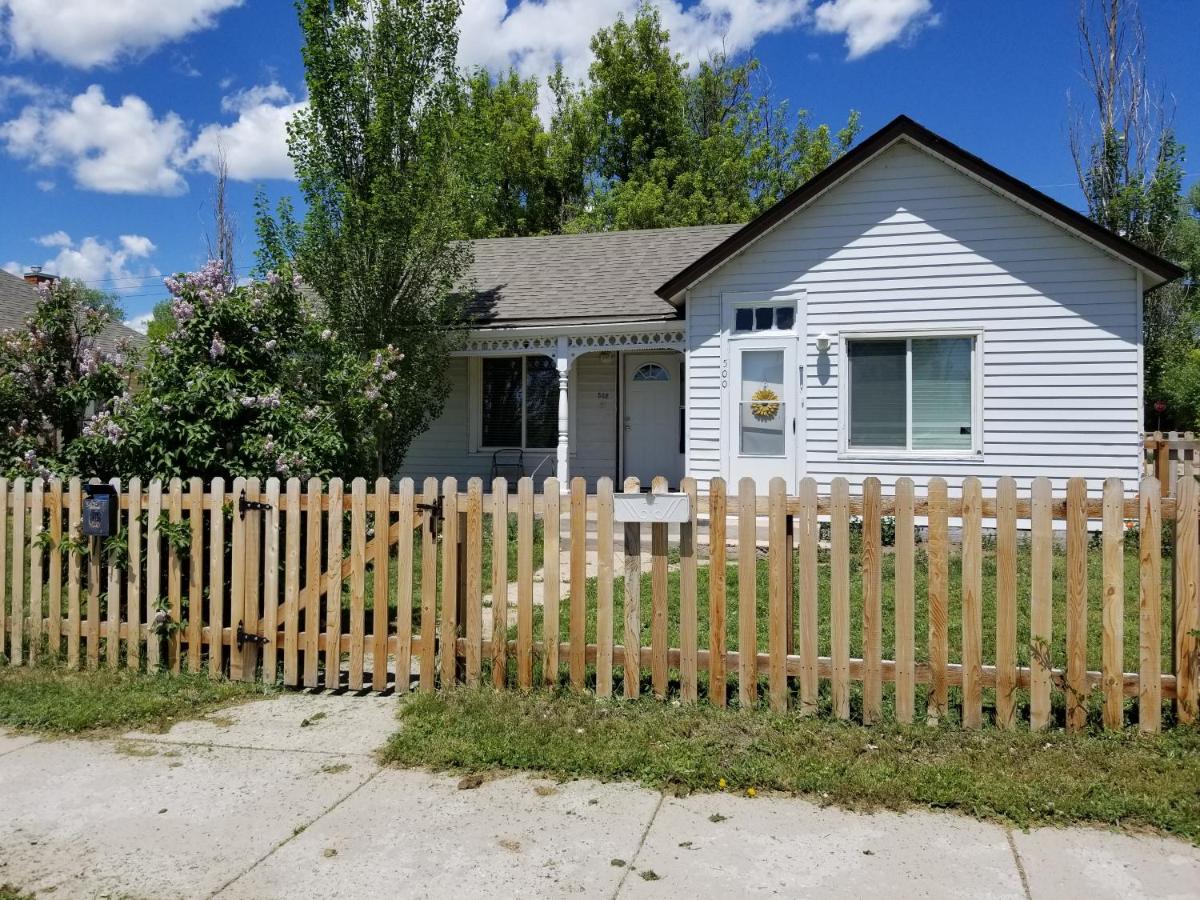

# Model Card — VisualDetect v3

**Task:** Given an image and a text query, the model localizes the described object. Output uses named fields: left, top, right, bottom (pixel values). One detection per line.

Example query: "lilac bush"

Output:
left=68, top=262, right=407, bottom=481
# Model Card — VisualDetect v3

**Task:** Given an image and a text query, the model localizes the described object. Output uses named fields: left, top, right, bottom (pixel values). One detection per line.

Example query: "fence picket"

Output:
left=324, top=480, right=343, bottom=691
left=1066, top=477, right=1088, bottom=732
left=596, top=477, right=615, bottom=699
left=622, top=476, right=641, bottom=700
left=261, top=478, right=281, bottom=683
left=570, top=477, right=587, bottom=690
left=738, top=477, right=757, bottom=709
left=349, top=477, right=367, bottom=691
left=464, top=478, right=484, bottom=687
left=145, top=480, right=163, bottom=672
left=708, top=477, right=727, bottom=707
left=310, top=477, right=329, bottom=689
left=283, top=477, right=300, bottom=685
left=995, top=476, right=1018, bottom=729
left=926, top=477, right=948, bottom=724
left=29, top=479, right=43, bottom=665
left=105, top=479, right=124, bottom=669
left=166, top=478, right=183, bottom=673
left=208, top=478, right=227, bottom=676
left=831, top=477, right=850, bottom=720
left=893, top=478, right=915, bottom=724
left=679, top=476, right=698, bottom=703
left=394, top=479, right=415, bottom=693
left=1102, top=477, right=1125, bottom=730
left=651, top=476, right=670, bottom=698
left=961, top=476, right=983, bottom=728
left=126, top=478, right=142, bottom=670
left=517, top=477, right=534, bottom=691
left=373, top=478, right=392, bottom=692
left=67, top=478, right=83, bottom=669
left=1140, top=476, right=1162, bottom=733
left=242, top=478, right=263, bottom=679
left=1030, top=477, right=1053, bottom=729
left=439, top=477, right=459, bottom=690
left=10, top=479, right=24, bottom=666
left=542, top=478, right=561, bottom=687
left=187, top=477, right=205, bottom=673
left=0, top=479, right=7, bottom=662
left=1176, top=472, right=1199, bottom=724
left=862, top=476, right=882, bottom=724
left=797, top=478, right=818, bottom=715
left=48, top=478, right=63, bottom=660
left=768, top=477, right=788, bottom=713
left=489, top=478, right=507, bottom=690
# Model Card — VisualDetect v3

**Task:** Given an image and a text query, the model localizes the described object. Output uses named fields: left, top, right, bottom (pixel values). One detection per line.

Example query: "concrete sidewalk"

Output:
left=2, top=694, right=1198, bottom=899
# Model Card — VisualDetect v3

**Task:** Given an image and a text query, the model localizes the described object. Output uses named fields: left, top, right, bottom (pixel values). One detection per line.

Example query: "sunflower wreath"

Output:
left=750, top=386, right=781, bottom=420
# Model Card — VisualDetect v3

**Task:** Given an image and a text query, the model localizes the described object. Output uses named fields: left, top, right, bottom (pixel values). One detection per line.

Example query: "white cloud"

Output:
left=813, top=0, right=937, bottom=59
left=0, top=0, right=243, bottom=68
left=1, top=85, right=189, bottom=195
left=186, top=83, right=305, bottom=181
left=457, top=0, right=935, bottom=91
left=36, top=231, right=73, bottom=248
left=3, top=261, right=21, bottom=276
left=35, top=179, right=55, bottom=192
left=9, top=232, right=159, bottom=294
left=124, top=311, right=154, bottom=334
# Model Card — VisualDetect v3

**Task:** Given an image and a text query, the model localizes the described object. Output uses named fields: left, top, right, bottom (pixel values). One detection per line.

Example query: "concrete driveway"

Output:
left=1, top=693, right=1198, bottom=899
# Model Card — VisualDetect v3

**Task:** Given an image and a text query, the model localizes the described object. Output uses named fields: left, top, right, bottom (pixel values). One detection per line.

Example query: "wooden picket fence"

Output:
left=1, top=473, right=1197, bottom=732
left=1143, top=430, right=1200, bottom=497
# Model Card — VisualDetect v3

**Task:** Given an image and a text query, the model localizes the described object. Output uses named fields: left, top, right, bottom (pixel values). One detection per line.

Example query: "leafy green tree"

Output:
left=266, top=0, right=472, bottom=473
left=68, top=263, right=404, bottom=481
left=145, top=301, right=176, bottom=343
left=0, top=279, right=129, bottom=477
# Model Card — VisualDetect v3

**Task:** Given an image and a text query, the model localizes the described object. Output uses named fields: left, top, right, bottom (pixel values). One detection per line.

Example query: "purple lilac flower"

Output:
left=210, top=334, right=226, bottom=359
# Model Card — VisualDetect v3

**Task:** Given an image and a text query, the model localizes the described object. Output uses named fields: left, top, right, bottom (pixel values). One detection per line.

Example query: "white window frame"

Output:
left=467, top=355, right=568, bottom=453
left=837, top=328, right=984, bottom=460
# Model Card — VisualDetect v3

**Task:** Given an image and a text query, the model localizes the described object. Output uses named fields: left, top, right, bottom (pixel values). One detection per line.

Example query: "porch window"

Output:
left=480, top=356, right=559, bottom=449
left=846, top=336, right=976, bottom=453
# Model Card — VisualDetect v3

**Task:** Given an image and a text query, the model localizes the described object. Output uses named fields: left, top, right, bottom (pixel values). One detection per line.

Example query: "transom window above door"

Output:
left=732, top=303, right=796, bottom=333
left=845, top=335, right=978, bottom=454
left=479, top=356, right=559, bottom=449
left=632, top=363, right=670, bottom=382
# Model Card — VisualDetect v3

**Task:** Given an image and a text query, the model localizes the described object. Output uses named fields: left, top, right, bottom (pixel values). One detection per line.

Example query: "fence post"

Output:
left=1154, top=432, right=1171, bottom=496
left=1140, top=476, right=1162, bottom=733
left=1175, top=471, right=1198, bottom=724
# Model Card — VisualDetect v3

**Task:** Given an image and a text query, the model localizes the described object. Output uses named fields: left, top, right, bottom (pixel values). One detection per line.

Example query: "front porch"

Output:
left=399, top=324, right=688, bottom=489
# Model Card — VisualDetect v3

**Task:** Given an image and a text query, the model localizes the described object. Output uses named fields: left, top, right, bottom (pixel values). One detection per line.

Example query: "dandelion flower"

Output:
left=746, top=787, right=757, bottom=798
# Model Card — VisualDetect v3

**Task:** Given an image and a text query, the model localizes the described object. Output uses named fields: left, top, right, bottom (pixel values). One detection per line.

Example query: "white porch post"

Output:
left=556, top=337, right=570, bottom=486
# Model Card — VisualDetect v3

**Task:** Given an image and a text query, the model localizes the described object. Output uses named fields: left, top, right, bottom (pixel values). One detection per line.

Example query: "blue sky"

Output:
left=0, top=0, right=1196, bottom=327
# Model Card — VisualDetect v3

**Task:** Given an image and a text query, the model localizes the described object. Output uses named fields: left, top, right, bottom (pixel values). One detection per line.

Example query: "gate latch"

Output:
left=238, top=491, right=273, bottom=519
left=416, top=496, right=444, bottom=537
left=236, top=620, right=269, bottom=650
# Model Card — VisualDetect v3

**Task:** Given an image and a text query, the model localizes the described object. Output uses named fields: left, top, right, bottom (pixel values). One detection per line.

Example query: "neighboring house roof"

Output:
left=467, top=224, right=742, bottom=328
left=656, top=114, right=1186, bottom=302
left=0, top=270, right=146, bottom=352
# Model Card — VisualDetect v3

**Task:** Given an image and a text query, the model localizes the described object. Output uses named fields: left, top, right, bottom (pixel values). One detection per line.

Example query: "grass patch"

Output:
left=383, top=688, right=1200, bottom=843
left=0, top=666, right=271, bottom=735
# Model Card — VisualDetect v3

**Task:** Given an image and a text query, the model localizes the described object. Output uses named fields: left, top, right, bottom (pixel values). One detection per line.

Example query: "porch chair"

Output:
left=491, top=448, right=525, bottom=486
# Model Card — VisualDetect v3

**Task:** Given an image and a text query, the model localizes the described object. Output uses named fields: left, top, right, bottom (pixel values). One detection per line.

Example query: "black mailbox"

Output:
left=82, top=483, right=119, bottom=537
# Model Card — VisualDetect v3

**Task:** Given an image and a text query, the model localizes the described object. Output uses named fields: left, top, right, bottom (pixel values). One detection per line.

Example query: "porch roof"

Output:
left=466, top=224, right=741, bottom=329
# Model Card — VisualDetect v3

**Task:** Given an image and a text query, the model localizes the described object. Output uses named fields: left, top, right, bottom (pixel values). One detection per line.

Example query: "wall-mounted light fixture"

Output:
left=815, top=332, right=832, bottom=353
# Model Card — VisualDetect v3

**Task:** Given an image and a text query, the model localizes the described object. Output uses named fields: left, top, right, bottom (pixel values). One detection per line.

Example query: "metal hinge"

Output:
left=238, top=491, right=273, bottom=519
left=236, top=620, right=269, bottom=651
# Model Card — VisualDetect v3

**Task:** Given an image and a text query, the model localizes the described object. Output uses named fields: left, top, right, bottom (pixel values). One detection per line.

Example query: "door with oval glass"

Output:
left=623, top=352, right=683, bottom=486
left=728, top=338, right=798, bottom=489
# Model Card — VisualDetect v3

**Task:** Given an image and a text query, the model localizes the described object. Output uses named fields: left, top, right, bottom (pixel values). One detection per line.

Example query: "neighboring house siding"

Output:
left=400, top=353, right=618, bottom=488
left=686, top=140, right=1142, bottom=494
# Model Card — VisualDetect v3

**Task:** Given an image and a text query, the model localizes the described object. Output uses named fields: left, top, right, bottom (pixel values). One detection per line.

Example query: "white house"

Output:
left=400, top=116, right=1182, bottom=495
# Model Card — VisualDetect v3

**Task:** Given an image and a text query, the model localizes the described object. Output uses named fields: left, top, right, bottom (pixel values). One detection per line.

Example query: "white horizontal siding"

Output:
left=686, top=139, right=1142, bottom=496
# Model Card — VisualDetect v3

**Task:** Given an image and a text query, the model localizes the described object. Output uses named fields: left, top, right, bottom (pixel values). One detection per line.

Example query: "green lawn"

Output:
left=0, top=666, right=271, bottom=734
left=383, top=689, right=1200, bottom=843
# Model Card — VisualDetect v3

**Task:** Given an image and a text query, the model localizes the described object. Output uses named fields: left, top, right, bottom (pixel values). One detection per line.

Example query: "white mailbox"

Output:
left=613, top=492, right=691, bottom=524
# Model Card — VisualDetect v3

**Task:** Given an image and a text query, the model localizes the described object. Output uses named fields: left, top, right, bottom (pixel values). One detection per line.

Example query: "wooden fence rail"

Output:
left=2, top=473, right=1197, bottom=733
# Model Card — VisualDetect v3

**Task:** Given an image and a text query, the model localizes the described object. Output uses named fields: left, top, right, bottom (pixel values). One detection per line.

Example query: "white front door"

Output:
left=623, top=352, right=683, bottom=486
left=728, top=338, right=799, bottom=490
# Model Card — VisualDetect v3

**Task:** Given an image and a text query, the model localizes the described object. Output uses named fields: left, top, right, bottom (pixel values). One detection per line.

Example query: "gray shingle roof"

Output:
left=466, top=224, right=743, bottom=328
left=0, top=270, right=146, bottom=352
